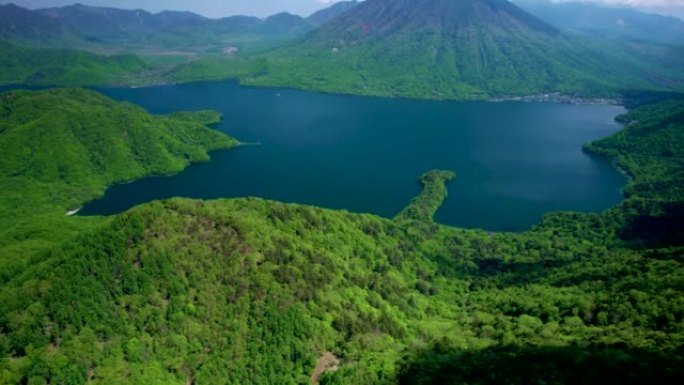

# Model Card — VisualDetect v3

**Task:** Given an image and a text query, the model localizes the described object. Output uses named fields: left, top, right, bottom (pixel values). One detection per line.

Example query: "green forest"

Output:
left=0, top=88, right=682, bottom=384
left=0, top=0, right=683, bottom=383
left=0, top=41, right=151, bottom=87
left=0, top=88, right=237, bottom=282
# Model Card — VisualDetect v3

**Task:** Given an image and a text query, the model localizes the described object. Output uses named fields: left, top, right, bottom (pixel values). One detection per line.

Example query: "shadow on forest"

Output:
left=620, top=90, right=684, bottom=108
left=620, top=205, right=684, bottom=250
left=473, top=258, right=570, bottom=278
left=397, top=343, right=684, bottom=385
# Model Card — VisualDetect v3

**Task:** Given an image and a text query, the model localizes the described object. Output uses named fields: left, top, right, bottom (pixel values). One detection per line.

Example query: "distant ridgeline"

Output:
left=515, top=0, right=684, bottom=47
left=0, top=87, right=683, bottom=383
left=0, top=0, right=683, bottom=99
left=0, top=2, right=353, bottom=54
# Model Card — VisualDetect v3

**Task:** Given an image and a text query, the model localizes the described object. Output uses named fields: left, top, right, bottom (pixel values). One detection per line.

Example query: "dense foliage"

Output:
left=0, top=88, right=237, bottom=284
left=586, top=99, right=684, bottom=202
left=0, top=40, right=149, bottom=86
left=0, top=94, right=682, bottom=384
left=395, top=170, right=455, bottom=222
left=0, top=2, right=682, bottom=384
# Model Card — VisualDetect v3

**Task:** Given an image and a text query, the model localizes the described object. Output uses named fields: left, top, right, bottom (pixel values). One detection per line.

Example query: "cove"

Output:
left=80, top=81, right=627, bottom=231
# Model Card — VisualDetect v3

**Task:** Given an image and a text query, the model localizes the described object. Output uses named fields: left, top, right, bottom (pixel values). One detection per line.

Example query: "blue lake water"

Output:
left=78, top=81, right=627, bottom=231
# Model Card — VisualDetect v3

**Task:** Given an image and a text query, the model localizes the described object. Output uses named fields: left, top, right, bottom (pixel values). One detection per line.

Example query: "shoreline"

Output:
left=65, top=208, right=81, bottom=216
left=237, top=141, right=262, bottom=147
left=614, top=161, right=634, bottom=183
left=2, top=80, right=623, bottom=106
left=489, top=93, right=620, bottom=105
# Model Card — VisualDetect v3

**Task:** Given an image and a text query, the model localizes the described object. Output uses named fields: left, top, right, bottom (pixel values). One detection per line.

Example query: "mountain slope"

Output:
left=315, top=0, right=558, bottom=37
left=259, top=12, right=314, bottom=35
left=37, top=5, right=314, bottom=48
left=0, top=3, right=67, bottom=43
left=516, top=0, right=684, bottom=46
left=248, top=0, right=682, bottom=99
left=37, top=4, right=162, bottom=41
left=0, top=40, right=150, bottom=85
left=2, top=193, right=681, bottom=384
left=308, top=0, right=360, bottom=26
left=0, top=88, right=237, bottom=281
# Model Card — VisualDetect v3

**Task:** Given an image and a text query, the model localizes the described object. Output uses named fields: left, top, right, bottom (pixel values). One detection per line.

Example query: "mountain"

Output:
left=248, top=0, right=681, bottom=99
left=0, top=3, right=314, bottom=53
left=148, top=13, right=314, bottom=53
left=307, top=0, right=360, bottom=25
left=0, top=3, right=67, bottom=42
left=317, top=0, right=558, bottom=38
left=37, top=5, right=313, bottom=44
left=0, top=89, right=683, bottom=383
left=516, top=0, right=684, bottom=46
left=261, top=12, right=313, bottom=34
left=2, top=1, right=683, bottom=95
left=37, top=4, right=163, bottom=41
left=154, top=10, right=207, bottom=24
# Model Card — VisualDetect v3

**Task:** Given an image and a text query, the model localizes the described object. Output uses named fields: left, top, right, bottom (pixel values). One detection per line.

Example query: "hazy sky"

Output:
left=555, top=0, right=684, bottom=18
left=1, top=0, right=338, bottom=17
left=2, top=0, right=683, bottom=18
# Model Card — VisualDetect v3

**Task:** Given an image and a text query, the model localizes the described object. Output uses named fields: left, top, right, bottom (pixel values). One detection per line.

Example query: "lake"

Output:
left=79, top=81, right=627, bottom=231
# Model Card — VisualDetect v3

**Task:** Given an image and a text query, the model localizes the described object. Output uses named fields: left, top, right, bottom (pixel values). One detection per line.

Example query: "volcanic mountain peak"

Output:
left=321, top=0, right=558, bottom=38
left=259, top=0, right=679, bottom=99
left=308, top=0, right=360, bottom=26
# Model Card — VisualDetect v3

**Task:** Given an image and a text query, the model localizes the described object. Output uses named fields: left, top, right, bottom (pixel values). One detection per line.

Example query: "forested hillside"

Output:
left=0, top=40, right=149, bottom=86
left=244, top=0, right=684, bottom=99
left=0, top=88, right=237, bottom=283
left=0, top=1, right=682, bottom=384
left=0, top=95, right=682, bottom=384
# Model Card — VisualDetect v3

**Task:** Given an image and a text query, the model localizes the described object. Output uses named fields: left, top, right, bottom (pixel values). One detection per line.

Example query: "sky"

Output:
left=0, top=0, right=339, bottom=17
left=2, top=0, right=683, bottom=19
